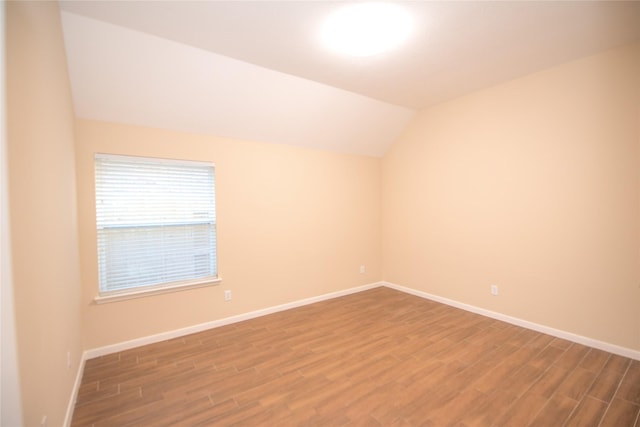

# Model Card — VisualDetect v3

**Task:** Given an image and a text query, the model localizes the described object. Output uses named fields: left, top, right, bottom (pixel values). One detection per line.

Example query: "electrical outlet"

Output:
left=490, top=285, right=499, bottom=296
left=41, top=415, right=47, bottom=427
left=67, top=351, right=71, bottom=369
left=359, top=265, right=365, bottom=274
left=224, top=290, right=232, bottom=301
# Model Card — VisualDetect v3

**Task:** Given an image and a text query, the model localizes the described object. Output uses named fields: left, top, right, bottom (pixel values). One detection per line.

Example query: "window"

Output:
left=94, top=154, right=218, bottom=300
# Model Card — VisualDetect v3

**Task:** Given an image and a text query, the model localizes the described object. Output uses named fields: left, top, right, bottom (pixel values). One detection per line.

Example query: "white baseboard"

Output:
left=84, top=281, right=383, bottom=359
left=63, top=352, right=87, bottom=427
left=383, top=281, right=640, bottom=361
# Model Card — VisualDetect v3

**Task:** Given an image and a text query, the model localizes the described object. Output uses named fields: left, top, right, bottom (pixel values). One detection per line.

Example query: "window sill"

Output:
left=94, top=277, right=222, bottom=304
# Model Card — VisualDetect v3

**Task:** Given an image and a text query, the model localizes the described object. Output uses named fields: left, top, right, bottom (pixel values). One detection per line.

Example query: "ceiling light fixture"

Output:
left=320, top=2, right=413, bottom=57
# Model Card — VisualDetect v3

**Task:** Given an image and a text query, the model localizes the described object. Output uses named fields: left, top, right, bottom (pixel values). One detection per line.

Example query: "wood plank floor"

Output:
left=72, top=287, right=640, bottom=426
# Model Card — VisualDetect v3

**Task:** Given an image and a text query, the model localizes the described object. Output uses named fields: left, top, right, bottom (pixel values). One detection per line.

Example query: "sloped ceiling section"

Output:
left=59, top=1, right=640, bottom=110
left=60, top=1, right=640, bottom=157
left=60, top=12, right=415, bottom=157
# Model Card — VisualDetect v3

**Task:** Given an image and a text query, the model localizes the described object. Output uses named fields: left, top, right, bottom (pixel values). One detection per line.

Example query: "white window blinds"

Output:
left=95, top=154, right=217, bottom=295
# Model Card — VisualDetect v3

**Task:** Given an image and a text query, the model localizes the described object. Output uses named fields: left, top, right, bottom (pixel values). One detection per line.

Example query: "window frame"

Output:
left=93, top=153, right=221, bottom=304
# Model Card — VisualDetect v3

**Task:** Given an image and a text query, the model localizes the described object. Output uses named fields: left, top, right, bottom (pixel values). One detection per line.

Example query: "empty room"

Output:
left=3, top=1, right=640, bottom=426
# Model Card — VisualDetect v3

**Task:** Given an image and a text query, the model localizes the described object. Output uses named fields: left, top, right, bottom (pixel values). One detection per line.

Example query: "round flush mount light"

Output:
left=320, top=2, right=413, bottom=57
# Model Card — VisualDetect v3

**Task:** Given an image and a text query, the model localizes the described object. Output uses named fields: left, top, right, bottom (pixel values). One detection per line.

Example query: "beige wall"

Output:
left=383, top=42, right=640, bottom=351
left=6, top=2, right=84, bottom=426
left=1, top=2, right=24, bottom=425
left=75, top=119, right=382, bottom=349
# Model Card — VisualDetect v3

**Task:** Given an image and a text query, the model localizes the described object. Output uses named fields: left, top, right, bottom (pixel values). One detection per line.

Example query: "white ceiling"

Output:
left=59, top=1, right=640, bottom=157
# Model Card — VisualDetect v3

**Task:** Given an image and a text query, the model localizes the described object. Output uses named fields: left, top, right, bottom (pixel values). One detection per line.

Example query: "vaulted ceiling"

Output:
left=59, top=1, right=640, bottom=157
